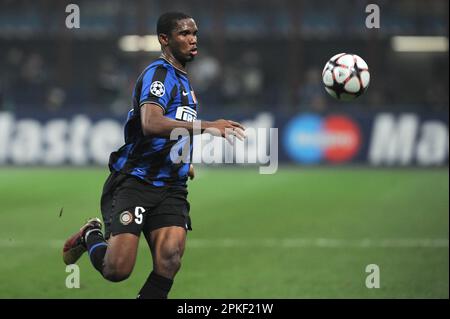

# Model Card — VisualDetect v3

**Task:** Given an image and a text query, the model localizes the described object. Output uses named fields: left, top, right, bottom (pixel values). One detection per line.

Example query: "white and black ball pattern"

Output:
left=322, top=53, right=370, bottom=101
left=150, top=81, right=165, bottom=97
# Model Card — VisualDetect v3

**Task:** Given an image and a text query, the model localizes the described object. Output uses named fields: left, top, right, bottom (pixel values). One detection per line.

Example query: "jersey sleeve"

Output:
left=139, top=66, right=178, bottom=113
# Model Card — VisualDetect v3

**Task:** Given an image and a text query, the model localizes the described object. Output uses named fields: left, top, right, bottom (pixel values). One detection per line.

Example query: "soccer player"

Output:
left=62, top=12, right=245, bottom=299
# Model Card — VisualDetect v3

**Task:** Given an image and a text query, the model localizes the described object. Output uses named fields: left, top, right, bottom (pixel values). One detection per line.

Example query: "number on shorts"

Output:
left=134, top=207, right=145, bottom=225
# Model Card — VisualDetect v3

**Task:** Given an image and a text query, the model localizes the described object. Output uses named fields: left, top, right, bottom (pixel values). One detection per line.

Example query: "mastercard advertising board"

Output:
left=283, top=114, right=362, bottom=164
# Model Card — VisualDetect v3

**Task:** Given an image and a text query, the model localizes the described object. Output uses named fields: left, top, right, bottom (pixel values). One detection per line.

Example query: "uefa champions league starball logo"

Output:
left=150, top=81, right=165, bottom=97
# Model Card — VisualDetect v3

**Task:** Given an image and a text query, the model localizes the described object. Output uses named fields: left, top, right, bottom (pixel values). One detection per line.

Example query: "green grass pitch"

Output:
left=0, top=167, right=448, bottom=298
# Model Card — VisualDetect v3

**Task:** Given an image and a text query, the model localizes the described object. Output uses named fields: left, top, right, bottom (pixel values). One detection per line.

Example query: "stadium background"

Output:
left=0, top=0, right=448, bottom=298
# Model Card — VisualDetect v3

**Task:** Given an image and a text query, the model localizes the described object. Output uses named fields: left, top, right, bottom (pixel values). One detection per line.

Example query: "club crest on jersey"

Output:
left=175, top=106, right=197, bottom=122
left=150, top=81, right=165, bottom=97
left=119, top=211, right=133, bottom=225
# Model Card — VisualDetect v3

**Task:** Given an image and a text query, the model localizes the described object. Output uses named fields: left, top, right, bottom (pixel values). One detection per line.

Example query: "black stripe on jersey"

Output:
left=152, top=65, right=168, bottom=85
left=146, top=139, right=178, bottom=183
left=175, top=76, right=190, bottom=107
left=170, top=85, right=178, bottom=102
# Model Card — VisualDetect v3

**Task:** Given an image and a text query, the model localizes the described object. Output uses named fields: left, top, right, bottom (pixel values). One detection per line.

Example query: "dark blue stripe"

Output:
left=88, top=242, right=108, bottom=256
left=112, top=144, right=133, bottom=171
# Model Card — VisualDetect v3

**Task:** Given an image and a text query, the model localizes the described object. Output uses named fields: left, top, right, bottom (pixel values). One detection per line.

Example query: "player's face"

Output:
left=169, top=18, right=198, bottom=64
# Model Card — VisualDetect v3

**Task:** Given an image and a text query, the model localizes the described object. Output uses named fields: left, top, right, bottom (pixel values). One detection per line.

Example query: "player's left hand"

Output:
left=188, top=164, right=195, bottom=180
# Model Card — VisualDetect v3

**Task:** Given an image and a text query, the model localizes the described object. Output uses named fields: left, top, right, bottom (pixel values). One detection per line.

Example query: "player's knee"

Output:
left=103, top=267, right=132, bottom=282
left=103, top=258, right=133, bottom=282
left=159, top=248, right=182, bottom=274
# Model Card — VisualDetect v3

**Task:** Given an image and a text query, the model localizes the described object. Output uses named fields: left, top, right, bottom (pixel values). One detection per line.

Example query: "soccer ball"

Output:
left=322, top=53, right=370, bottom=101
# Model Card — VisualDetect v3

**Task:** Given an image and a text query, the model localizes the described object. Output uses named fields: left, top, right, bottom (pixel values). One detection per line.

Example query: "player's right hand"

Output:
left=210, top=119, right=246, bottom=143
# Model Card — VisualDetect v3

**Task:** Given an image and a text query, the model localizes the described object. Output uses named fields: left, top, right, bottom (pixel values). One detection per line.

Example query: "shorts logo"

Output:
left=119, top=211, right=133, bottom=225
left=150, top=81, right=165, bottom=97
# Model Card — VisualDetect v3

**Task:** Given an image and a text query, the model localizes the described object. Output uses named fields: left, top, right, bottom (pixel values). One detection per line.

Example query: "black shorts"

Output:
left=100, top=172, right=192, bottom=239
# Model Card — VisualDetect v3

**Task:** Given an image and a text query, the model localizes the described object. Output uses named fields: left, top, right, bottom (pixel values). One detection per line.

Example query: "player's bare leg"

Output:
left=101, top=233, right=140, bottom=282
left=137, top=226, right=187, bottom=299
left=148, top=226, right=187, bottom=278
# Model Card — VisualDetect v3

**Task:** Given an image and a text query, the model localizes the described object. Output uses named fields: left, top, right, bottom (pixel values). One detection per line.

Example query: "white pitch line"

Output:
left=0, top=238, right=448, bottom=249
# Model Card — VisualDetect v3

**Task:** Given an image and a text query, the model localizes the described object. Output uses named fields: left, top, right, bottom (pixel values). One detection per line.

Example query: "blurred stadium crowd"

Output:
left=0, top=0, right=448, bottom=116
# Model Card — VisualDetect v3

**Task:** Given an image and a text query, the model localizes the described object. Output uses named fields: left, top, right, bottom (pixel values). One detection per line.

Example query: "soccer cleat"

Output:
left=62, top=217, right=103, bottom=265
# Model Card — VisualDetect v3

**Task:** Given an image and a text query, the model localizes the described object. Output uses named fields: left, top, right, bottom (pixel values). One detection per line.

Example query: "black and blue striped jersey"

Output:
left=108, top=57, right=198, bottom=187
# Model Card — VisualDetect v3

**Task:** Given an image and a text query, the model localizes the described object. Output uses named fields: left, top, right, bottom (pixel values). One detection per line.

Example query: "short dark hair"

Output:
left=157, top=12, right=192, bottom=36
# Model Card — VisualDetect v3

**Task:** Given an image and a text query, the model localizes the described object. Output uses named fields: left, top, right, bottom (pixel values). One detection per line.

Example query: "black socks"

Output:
left=85, top=229, right=108, bottom=273
left=137, top=271, right=174, bottom=299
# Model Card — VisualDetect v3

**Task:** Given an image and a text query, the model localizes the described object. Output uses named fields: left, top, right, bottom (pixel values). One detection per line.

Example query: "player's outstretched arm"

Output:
left=140, top=103, right=246, bottom=141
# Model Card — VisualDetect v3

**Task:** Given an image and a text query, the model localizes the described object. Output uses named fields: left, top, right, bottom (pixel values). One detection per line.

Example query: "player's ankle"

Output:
left=82, top=227, right=102, bottom=247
